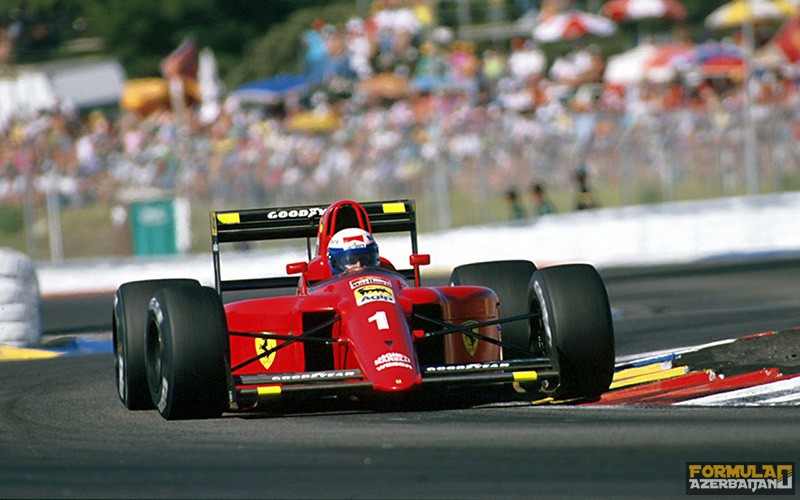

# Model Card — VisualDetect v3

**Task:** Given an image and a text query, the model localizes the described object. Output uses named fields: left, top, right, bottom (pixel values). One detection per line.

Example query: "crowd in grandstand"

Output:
left=2, top=1, right=800, bottom=223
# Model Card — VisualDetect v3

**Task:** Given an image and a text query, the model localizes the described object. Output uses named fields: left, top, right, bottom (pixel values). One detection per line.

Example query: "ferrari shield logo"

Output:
left=461, top=320, right=479, bottom=356
left=255, top=336, right=278, bottom=370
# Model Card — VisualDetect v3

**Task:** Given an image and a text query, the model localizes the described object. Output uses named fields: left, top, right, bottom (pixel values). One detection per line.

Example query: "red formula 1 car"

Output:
left=113, top=199, right=615, bottom=419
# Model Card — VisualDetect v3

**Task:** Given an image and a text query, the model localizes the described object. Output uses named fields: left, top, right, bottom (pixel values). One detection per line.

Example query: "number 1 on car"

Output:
left=368, top=310, right=389, bottom=330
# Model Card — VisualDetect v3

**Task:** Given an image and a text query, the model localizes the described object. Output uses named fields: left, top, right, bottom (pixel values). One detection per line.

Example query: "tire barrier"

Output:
left=0, top=249, right=41, bottom=347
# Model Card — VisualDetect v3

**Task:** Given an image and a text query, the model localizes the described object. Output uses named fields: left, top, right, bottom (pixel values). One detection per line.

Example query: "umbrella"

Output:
left=533, top=12, right=617, bottom=43
left=643, top=43, right=694, bottom=82
left=230, top=74, right=311, bottom=105
left=770, top=12, right=800, bottom=63
left=690, top=42, right=746, bottom=79
left=705, top=0, right=797, bottom=30
left=604, top=43, right=657, bottom=84
left=601, top=0, right=687, bottom=22
left=603, top=42, right=694, bottom=84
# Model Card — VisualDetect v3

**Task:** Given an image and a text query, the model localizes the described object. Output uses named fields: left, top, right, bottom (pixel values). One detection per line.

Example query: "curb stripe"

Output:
left=639, top=368, right=783, bottom=405
left=610, top=365, right=688, bottom=390
left=0, top=345, right=63, bottom=361
left=675, top=374, right=800, bottom=406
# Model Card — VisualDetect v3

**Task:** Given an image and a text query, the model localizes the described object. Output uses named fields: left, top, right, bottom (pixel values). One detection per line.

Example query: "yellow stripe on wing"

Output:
left=216, top=213, right=241, bottom=224
left=381, top=202, right=406, bottom=214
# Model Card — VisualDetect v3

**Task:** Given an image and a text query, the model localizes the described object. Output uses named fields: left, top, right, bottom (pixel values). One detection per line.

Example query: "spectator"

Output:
left=530, top=182, right=555, bottom=216
left=573, top=167, right=597, bottom=210
left=505, top=189, right=525, bottom=220
left=303, top=19, right=329, bottom=86
left=506, top=38, right=544, bottom=86
left=345, top=17, right=374, bottom=80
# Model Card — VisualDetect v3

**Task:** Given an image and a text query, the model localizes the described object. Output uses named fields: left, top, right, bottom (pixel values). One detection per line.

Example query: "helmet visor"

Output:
left=330, top=245, right=379, bottom=273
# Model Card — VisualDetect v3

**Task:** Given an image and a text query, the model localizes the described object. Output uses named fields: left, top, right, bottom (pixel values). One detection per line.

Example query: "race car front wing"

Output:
left=233, top=358, right=557, bottom=409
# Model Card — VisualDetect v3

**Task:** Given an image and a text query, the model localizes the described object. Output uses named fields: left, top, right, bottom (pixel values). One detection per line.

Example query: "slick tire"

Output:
left=145, top=284, right=229, bottom=420
left=449, top=260, right=537, bottom=359
left=113, top=279, right=200, bottom=410
left=529, top=264, right=615, bottom=400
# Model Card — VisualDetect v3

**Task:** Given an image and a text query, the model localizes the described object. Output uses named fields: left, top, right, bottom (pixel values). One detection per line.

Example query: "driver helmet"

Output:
left=328, top=228, right=379, bottom=275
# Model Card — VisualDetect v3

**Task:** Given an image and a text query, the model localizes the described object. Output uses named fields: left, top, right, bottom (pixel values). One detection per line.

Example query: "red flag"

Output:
left=772, top=14, right=800, bottom=63
left=160, top=36, right=199, bottom=79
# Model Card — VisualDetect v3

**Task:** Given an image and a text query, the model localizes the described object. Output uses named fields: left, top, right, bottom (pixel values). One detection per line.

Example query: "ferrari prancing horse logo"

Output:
left=461, top=320, right=479, bottom=356
left=255, top=336, right=278, bottom=370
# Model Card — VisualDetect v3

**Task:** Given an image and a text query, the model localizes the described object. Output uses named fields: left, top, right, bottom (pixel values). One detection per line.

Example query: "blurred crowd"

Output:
left=2, top=0, right=800, bottom=228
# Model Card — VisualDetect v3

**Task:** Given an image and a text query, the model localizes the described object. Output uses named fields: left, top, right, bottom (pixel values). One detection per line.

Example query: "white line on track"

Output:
left=674, top=376, right=800, bottom=406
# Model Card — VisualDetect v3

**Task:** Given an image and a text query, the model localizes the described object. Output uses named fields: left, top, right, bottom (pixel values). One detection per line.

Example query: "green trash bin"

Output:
left=129, top=199, right=178, bottom=255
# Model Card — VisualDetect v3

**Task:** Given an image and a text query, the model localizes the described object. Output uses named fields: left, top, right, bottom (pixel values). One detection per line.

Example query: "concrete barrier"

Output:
left=0, top=248, right=42, bottom=346
left=33, top=192, right=800, bottom=297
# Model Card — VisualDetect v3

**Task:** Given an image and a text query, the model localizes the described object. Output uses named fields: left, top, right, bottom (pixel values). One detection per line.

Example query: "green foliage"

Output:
left=0, top=206, right=24, bottom=235
left=1, top=0, right=354, bottom=80
left=228, top=2, right=358, bottom=88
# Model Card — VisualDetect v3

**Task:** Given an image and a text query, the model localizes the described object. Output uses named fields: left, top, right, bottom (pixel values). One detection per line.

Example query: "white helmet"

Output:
left=327, top=228, right=379, bottom=275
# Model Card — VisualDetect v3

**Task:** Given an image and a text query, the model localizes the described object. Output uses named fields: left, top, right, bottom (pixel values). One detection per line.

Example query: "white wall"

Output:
left=34, top=191, right=800, bottom=297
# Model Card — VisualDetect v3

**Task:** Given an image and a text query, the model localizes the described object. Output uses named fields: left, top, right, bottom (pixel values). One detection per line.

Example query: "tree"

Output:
left=1, top=0, right=356, bottom=87
left=227, top=2, right=357, bottom=88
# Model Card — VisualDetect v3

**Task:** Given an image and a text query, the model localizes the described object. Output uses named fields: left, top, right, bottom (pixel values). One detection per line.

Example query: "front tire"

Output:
left=449, top=260, right=537, bottom=359
left=529, top=264, right=615, bottom=400
left=145, top=285, right=229, bottom=420
left=113, top=279, right=199, bottom=410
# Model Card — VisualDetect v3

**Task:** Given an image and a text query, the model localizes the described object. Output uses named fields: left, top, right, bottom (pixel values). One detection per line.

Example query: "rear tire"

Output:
left=145, top=285, right=229, bottom=420
left=113, top=279, right=199, bottom=410
left=449, top=260, right=537, bottom=359
left=529, top=264, right=615, bottom=400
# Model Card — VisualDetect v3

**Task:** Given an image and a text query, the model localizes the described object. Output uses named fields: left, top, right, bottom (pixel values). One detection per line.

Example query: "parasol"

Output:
left=601, top=0, right=687, bottom=22
left=533, top=12, right=617, bottom=43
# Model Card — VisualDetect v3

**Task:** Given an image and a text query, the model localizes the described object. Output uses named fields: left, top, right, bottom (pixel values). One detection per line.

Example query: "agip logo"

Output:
left=686, top=462, right=794, bottom=495
left=353, top=284, right=395, bottom=306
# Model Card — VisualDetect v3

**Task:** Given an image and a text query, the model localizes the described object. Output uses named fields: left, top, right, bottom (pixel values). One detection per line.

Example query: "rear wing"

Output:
left=210, top=200, right=418, bottom=294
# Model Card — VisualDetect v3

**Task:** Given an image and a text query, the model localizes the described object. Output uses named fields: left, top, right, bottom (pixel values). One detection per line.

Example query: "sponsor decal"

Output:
left=425, top=362, right=511, bottom=372
left=374, top=352, right=413, bottom=371
left=343, top=235, right=365, bottom=244
left=461, top=320, right=480, bottom=356
left=266, top=207, right=325, bottom=220
left=266, top=370, right=360, bottom=382
left=350, top=276, right=391, bottom=289
left=254, top=336, right=278, bottom=370
left=354, top=284, right=395, bottom=306
left=686, top=462, right=795, bottom=495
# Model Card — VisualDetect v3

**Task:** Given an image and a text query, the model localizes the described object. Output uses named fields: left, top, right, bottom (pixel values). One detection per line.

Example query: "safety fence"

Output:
left=3, top=95, right=800, bottom=259
left=183, top=96, right=800, bottom=231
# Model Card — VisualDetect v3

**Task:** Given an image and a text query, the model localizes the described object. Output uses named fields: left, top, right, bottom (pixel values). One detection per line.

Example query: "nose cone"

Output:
left=371, top=352, right=420, bottom=391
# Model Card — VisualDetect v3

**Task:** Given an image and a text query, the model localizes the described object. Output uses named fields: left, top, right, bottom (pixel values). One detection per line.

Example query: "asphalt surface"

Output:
left=3, top=256, right=800, bottom=498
